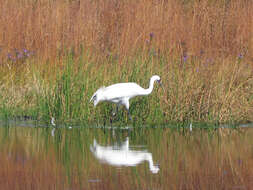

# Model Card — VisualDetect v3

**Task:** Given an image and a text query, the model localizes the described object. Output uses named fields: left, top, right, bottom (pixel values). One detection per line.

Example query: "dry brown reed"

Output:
left=0, top=0, right=252, bottom=61
left=0, top=0, right=252, bottom=124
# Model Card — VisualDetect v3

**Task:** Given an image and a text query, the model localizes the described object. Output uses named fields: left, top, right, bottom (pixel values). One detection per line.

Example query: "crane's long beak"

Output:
left=158, top=80, right=165, bottom=91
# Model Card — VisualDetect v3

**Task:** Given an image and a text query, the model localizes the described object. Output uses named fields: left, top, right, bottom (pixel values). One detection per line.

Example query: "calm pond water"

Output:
left=1, top=122, right=253, bottom=190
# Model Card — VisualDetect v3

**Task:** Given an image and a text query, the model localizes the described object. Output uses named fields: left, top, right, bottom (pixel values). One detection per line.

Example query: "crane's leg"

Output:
left=123, top=99, right=132, bottom=121
left=112, top=104, right=119, bottom=116
left=127, top=110, right=132, bottom=121
left=111, top=104, right=120, bottom=123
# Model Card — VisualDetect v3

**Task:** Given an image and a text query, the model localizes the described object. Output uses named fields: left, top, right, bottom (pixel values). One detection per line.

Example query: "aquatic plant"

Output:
left=0, top=49, right=252, bottom=126
left=0, top=0, right=252, bottom=125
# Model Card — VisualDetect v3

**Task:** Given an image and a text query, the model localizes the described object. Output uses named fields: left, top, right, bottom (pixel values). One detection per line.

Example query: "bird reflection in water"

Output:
left=90, top=137, right=159, bottom=174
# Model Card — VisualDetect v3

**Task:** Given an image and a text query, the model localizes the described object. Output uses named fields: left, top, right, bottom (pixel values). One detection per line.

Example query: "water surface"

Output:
left=0, top=123, right=253, bottom=189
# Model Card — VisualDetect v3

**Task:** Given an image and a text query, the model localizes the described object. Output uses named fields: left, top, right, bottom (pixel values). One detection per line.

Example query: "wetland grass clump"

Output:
left=0, top=0, right=252, bottom=126
left=0, top=51, right=252, bottom=125
left=33, top=53, right=167, bottom=126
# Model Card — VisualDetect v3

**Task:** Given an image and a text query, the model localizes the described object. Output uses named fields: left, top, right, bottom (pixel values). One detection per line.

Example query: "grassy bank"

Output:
left=0, top=0, right=253, bottom=126
left=0, top=51, right=252, bottom=125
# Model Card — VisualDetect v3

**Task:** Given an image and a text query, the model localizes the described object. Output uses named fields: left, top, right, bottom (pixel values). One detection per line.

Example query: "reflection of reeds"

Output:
left=156, top=128, right=253, bottom=190
left=0, top=128, right=67, bottom=189
left=1, top=127, right=253, bottom=189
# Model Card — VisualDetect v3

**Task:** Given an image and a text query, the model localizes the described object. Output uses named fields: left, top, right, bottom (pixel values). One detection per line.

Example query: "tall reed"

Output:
left=0, top=0, right=252, bottom=125
left=0, top=0, right=252, bottom=61
left=0, top=49, right=252, bottom=125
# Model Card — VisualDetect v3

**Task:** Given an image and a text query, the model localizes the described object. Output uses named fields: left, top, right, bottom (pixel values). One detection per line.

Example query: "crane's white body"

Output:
left=90, top=75, right=161, bottom=119
left=90, top=138, right=159, bottom=173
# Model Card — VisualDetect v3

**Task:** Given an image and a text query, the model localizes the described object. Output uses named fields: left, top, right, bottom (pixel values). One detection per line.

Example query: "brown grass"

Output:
left=0, top=0, right=252, bottom=124
left=0, top=0, right=252, bottom=61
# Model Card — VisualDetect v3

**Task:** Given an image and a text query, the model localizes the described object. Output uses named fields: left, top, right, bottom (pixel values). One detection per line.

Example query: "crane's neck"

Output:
left=141, top=77, right=156, bottom=96
left=145, top=153, right=159, bottom=173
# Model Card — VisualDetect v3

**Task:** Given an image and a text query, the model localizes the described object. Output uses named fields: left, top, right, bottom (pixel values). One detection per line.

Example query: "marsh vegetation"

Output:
left=0, top=0, right=252, bottom=125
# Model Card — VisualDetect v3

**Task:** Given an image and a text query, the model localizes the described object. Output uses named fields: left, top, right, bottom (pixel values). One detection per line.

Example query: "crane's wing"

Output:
left=102, top=83, right=144, bottom=100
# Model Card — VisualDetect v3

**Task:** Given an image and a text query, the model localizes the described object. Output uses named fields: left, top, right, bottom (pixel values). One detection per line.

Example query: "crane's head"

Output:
left=90, top=94, right=99, bottom=107
left=151, top=75, right=164, bottom=91
left=151, top=75, right=161, bottom=85
left=152, top=75, right=161, bottom=83
left=90, top=86, right=105, bottom=107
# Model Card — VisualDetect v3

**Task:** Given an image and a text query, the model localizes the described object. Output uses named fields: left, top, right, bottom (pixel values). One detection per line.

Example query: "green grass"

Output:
left=0, top=49, right=252, bottom=126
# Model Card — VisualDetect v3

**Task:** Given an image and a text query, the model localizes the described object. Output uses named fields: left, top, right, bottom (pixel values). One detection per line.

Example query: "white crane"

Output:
left=90, top=75, right=162, bottom=120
